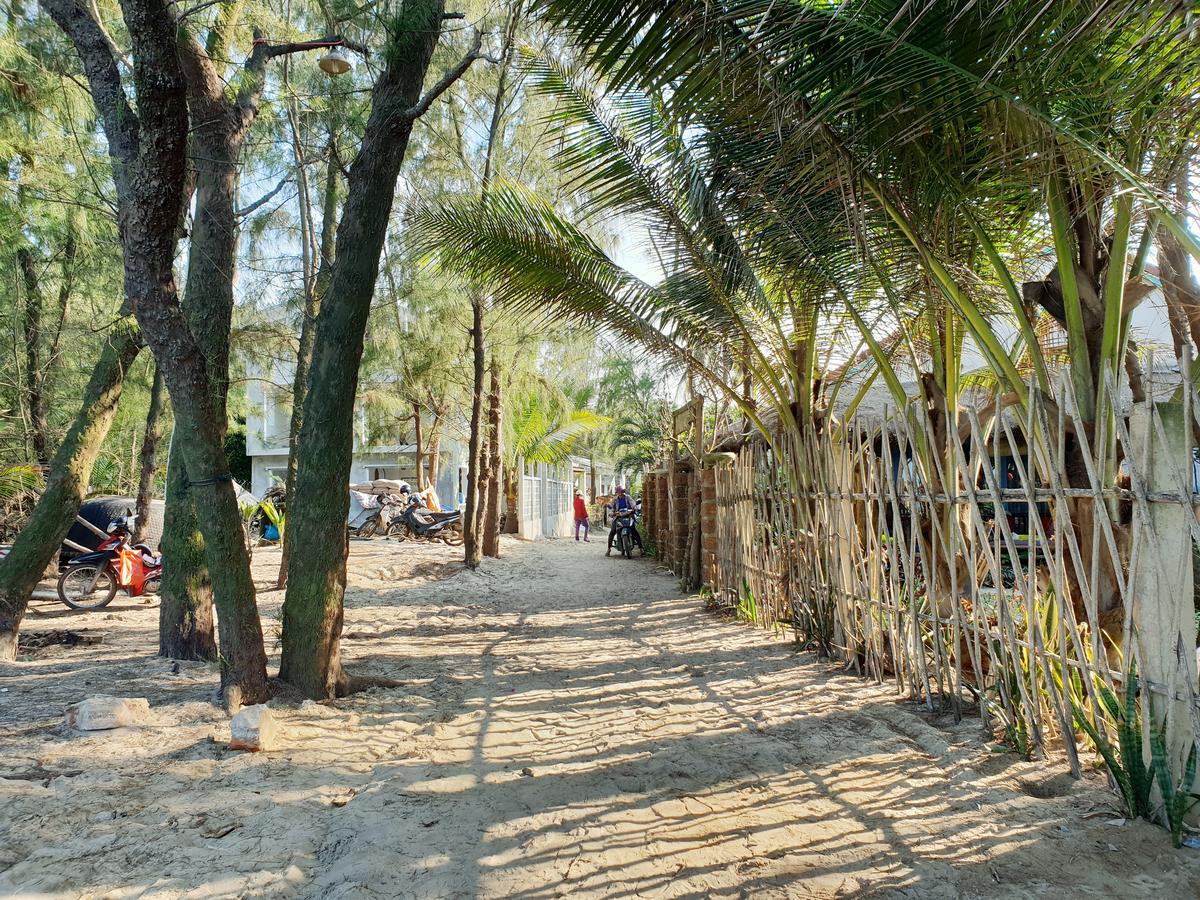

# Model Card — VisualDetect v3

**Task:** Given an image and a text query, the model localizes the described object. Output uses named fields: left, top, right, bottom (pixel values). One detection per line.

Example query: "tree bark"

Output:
left=158, top=435, right=216, bottom=660
left=133, top=365, right=166, bottom=544
left=17, top=249, right=51, bottom=467
left=428, top=411, right=442, bottom=491
left=465, top=317, right=487, bottom=568
left=16, top=234, right=75, bottom=468
left=503, top=464, right=520, bottom=533
left=462, top=0, right=522, bottom=568
left=0, top=320, right=143, bottom=660
left=281, top=0, right=460, bottom=699
left=413, top=402, right=425, bottom=490
left=482, top=359, right=503, bottom=557
left=44, top=0, right=270, bottom=702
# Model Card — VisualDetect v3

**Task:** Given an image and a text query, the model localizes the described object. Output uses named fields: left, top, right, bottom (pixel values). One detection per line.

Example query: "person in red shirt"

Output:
left=573, top=490, right=590, bottom=542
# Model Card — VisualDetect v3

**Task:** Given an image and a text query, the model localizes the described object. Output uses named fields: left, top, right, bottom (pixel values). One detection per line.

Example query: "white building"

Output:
left=244, top=358, right=466, bottom=505
left=244, top=357, right=617, bottom=538
left=515, top=455, right=617, bottom=539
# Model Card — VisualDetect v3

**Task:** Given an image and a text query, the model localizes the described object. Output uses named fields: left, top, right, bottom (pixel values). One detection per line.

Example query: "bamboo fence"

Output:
left=706, top=367, right=1200, bottom=775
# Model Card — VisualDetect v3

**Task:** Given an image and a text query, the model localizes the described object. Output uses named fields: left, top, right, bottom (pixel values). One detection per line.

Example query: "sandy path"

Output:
left=2, top=536, right=1199, bottom=898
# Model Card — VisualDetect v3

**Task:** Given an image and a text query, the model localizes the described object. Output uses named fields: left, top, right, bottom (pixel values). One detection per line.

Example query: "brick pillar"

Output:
left=653, top=470, right=669, bottom=563
left=700, top=453, right=736, bottom=592
left=671, top=463, right=692, bottom=576
left=641, top=474, right=657, bottom=555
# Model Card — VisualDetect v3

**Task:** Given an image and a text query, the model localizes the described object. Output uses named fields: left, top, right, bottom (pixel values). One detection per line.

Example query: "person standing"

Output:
left=573, top=490, right=590, bottom=542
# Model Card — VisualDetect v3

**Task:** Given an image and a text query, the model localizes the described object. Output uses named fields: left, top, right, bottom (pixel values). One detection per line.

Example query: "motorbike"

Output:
left=57, top=512, right=161, bottom=610
left=388, top=495, right=464, bottom=546
left=348, top=492, right=404, bottom=539
left=613, top=508, right=641, bottom=559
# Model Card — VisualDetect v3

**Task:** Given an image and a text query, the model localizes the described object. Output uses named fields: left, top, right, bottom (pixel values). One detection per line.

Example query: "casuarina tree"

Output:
left=280, top=0, right=488, bottom=698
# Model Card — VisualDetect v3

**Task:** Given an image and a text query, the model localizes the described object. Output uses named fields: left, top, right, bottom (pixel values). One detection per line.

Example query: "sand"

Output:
left=2, top=535, right=1198, bottom=898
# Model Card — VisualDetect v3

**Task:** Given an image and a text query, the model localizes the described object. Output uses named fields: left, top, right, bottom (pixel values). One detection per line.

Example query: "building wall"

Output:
left=518, top=460, right=575, bottom=539
left=250, top=447, right=464, bottom=508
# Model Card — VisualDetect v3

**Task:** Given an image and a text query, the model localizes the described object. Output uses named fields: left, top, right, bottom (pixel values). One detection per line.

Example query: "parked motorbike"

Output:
left=349, top=492, right=407, bottom=540
left=388, top=496, right=464, bottom=546
left=56, top=512, right=161, bottom=610
left=613, top=509, right=641, bottom=559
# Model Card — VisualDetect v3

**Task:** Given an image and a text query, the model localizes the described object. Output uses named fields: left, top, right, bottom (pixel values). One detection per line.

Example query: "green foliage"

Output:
left=224, top=429, right=251, bottom=487
left=1150, top=728, right=1198, bottom=848
left=1072, top=672, right=1156, bottom=821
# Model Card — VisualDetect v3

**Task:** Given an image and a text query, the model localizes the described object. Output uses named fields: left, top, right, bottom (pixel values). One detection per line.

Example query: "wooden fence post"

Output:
left=672, top=462, right=693, bottom=578
left=1129, top=400, right=1199, bottom=815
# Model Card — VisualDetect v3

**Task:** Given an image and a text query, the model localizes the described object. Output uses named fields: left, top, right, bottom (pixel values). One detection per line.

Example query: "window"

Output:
left=266, top=467, right=288, bottom=488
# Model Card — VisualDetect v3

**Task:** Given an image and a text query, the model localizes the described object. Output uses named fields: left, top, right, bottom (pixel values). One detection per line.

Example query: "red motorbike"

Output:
left=56, top=513, right=161, bottom=610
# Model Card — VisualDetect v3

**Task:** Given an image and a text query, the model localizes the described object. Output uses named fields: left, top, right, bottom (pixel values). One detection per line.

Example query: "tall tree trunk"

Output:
left=15, top=231, right=76, bottom=467
left=463, top=0, right=523, bottom=568
left=0, top=320, right=143, bottom=659
left=158, top=435, right=216, bottom=660
left=279, top=146, right=339, bottom=589
left=413, top=402, right=425, bottom=490
left=482, top=359, right=503, bottom=557
left=428, top=414, right=442, bottom=490
left=464, top=315, right=487, bottom=568
left=44, top=0, right=275, bottom=703
left=281, top=0, right=459, bottom=699
left=133, top=365, right=166, bottom=544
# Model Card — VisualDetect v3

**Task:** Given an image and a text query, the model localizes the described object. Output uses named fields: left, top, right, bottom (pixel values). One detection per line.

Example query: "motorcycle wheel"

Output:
left=58, top=564, right=119, bottom=610
left=442, top=528, right=464, bottom=547
left=143, top=576, right=161, bottom=596
left=356, top=518, right=379, bottom=540
left=620, top=532, right=632, bottom=559
left=388, top=522, right=409, bottom=542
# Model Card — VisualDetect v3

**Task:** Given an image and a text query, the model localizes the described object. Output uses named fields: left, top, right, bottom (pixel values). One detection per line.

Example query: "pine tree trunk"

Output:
left=463, top=0, right=522, bottom=566
left=132, top=366, right=166, bottom=545
left=44, top=0, right=269, bottom=703
left=157, top=435, right=217, bottom=660
left=428, top=425, right=441, bottom=491
left=0, top=320, right=143, bottom=660
left=279, top=147, right=339, bottom=590
left=413, top=403, right=425, bottom=490
left=482, top=360, right=503, bottom=558
left=464, top=302, right=486, bottom=568
left=17, top=249, right=51, bottom=467
left=280, top=0, right=449, bottom=699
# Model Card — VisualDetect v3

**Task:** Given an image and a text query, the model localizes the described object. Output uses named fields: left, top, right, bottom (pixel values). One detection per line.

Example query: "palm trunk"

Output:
left=482, top=359, right=503, bottom=557
left=280, top=0, right=450, bottom=699
left=132, top=365, right=166, bottom=544
left=503, top=465, right=519, bottom=533
left=0, top=320, right=143, bottom=660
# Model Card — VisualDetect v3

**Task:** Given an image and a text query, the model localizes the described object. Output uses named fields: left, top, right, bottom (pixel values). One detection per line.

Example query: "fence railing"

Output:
left=648, top=367, right=1200, bottom=799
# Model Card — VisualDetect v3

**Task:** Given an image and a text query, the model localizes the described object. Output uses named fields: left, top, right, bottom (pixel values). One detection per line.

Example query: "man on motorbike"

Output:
left=606, top=485, right=643, bottom=556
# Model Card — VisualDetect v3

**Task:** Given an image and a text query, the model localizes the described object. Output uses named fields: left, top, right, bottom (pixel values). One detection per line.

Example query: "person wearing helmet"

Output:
left=606, top=485, right=642, bottom=556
